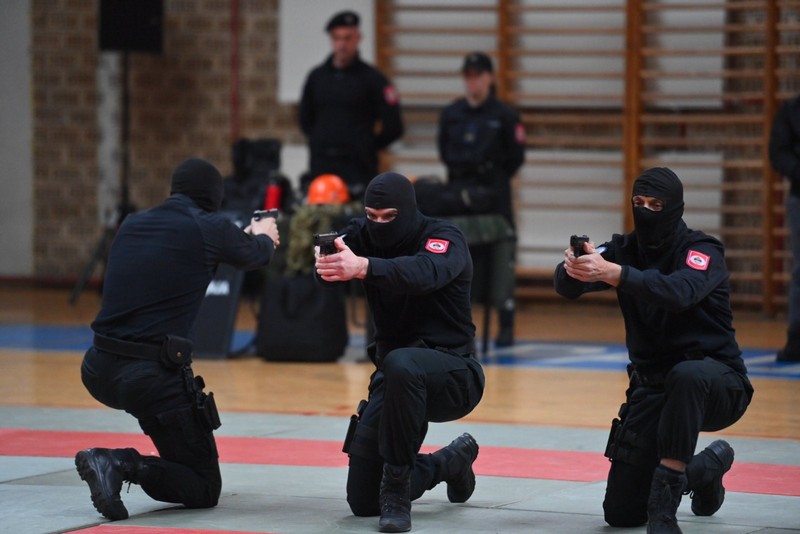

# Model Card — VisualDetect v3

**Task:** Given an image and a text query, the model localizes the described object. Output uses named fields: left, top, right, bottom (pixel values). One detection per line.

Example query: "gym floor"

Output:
left=1, top=286, right=798, bottom=533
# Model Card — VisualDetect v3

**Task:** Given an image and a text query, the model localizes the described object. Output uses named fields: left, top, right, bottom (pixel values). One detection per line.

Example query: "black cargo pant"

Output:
left=603, top=357, right=753, bottom=527
left=346, top=347, right=485, bottom=516
left=81, top=347, right=221, bottom=508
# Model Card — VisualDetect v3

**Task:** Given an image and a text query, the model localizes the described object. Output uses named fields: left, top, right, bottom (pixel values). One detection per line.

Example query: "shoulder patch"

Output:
left=425, top=238, right=450, bottom=254
left=686, top=250, right=711, bottom=271
left=384, top=85, right=398, bottom=106
left=515, top=122, right=526, bottom=144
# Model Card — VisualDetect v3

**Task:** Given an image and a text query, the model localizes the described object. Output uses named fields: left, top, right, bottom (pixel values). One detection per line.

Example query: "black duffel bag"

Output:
left=256, top=273, right=348, bottom=362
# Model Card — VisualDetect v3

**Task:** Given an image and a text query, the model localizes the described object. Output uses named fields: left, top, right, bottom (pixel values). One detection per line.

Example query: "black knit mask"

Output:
left=364, top=172, right=419, bottom=250
left=170, top=158, right=224, bottom=212
left=632, top=167, right=684, bottom=251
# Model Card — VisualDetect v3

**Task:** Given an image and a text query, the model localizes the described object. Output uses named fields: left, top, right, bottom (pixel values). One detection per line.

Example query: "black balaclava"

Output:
left=170, top=158, right=224, bottom=212
left=364, top=172, right=420, bottom=250
left=631, top=167, right=685, bottom=252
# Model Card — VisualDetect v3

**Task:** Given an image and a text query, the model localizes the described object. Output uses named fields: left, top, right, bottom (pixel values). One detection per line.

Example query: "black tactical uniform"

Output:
left=554, top=167, right=753, bottom=532
left=299, top=54, right=403, bottom=202
left=438, top=94, right=525, bottom=225
left=75, top=159, right=277, bottom=521
left=322, top=172, right=485, bottom=533
left=436, top=82, right=525, bottom=347
left=768, top=94, right=800, bottom=361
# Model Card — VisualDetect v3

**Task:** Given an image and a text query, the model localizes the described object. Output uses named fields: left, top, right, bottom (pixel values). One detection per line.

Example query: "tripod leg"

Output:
left=69, top=226, right=115, bottom=305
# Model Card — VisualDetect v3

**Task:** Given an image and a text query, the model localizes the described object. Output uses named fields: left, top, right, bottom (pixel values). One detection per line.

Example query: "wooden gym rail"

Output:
left=376, top=0, right=799, bottom=313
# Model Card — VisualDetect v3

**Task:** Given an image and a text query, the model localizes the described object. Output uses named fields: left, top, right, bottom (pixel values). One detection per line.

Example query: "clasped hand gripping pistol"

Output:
left=314, top=232, right=339, bottom=256
left=570, top=234, right=590, bottom=257
left=252, top=209, right=279, bottom=221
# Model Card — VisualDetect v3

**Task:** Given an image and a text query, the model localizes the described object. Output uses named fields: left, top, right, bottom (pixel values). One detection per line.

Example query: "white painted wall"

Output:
left=0, top=0, right=34, bottom=276
left=278, top=0, right=375, bottom=103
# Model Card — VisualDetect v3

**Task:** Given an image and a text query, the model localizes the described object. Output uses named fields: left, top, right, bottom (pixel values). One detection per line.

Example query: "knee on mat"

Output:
left=603, top=502, right=647, bottom=528
left=184, top=490, right=220, bottom=509
left=347, top=494, right=380, bottom=517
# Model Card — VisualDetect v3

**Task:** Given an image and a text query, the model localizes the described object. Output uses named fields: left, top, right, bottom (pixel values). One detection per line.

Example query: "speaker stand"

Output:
left=70, top=52, right=135, bottom=305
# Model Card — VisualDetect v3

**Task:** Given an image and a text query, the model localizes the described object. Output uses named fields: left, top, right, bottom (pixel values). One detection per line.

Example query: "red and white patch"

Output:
left=515, top=122, right=526, bottom=144
left=686, top=250, right=711, bottom=271
left=425, top=238, right=450, bottom=254
left=384, top=85, right=399, bottom=105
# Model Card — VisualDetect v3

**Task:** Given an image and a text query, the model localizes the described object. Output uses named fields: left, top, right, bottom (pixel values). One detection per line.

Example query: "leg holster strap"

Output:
left=604, top=417, right=652, bottom=468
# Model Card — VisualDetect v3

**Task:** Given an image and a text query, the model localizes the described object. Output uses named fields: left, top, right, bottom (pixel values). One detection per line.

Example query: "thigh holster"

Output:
left=604, top=405, right=653, bottom=468
left=343, top=399, right=379, bottom=459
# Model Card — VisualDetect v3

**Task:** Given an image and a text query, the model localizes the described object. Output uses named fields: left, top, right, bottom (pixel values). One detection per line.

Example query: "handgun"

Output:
left=570, top=234, right=590, bottom=257
left=314, top=231, right=339, bottom=255
left=252, top=209, right=279, bottom=221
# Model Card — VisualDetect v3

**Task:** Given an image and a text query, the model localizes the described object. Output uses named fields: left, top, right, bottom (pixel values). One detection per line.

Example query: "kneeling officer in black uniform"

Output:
left=554, top=167, right=753, bottom=533
left=315, top=172, right=485, bottom=532
left=75, top=158, right=280, bottom=521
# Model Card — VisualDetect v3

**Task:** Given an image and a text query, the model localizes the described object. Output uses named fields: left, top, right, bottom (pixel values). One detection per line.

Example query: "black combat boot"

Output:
left=378, top=463, right=412, bottom=533
left=495, top=309, right=515, bottom=347
left=647, top=465, right=687, bottom=534
left=686, top=440, right=734, bottom=516
left=431, top=433, right=479, bottom=503
left=75, top=447, right=142, bottom=521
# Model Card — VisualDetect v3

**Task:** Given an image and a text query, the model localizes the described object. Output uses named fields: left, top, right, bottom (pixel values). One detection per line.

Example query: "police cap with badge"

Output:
left=326, top=10, right=360, bottom=32
left=462, top=52, right=494, bottom=74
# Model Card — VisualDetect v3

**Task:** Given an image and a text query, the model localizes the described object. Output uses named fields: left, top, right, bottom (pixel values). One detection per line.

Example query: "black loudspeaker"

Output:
left=99, top=0, right=164, bottom=54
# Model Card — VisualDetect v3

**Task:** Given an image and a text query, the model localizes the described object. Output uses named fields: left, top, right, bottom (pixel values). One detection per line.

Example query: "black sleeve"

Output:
left=768, top=97, right=800, bottom=183
left=204, top=217, right=274, bottom=271
left=553, top=240, right=615, bottom=299
left=502, top=107, right=526, bottom=176
left=372, top=72, right=404, bottom=149
left=617, top=242, right=729, bottom=312
left=298, top=71, right=316, bottom=138
left=365, top=227, right=469, bottom=294
left=437, top=107, right=450, bottom=167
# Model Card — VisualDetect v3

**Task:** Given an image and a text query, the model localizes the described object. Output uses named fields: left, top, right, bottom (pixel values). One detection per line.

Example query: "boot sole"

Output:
left=378, top=521, right=412, bottom=533
left=75, top=451, right=129, bottom=521
left=691, top=440, right=733, bottom=517
left=447, top=434, right=479, bottom=503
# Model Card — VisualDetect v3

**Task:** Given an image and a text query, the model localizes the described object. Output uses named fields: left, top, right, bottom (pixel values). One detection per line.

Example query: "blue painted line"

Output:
left=0, top=325, right=797, bottom=379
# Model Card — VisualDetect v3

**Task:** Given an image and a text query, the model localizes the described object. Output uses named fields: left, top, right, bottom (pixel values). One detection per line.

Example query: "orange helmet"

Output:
left=307, top=174, right=350, bottom=205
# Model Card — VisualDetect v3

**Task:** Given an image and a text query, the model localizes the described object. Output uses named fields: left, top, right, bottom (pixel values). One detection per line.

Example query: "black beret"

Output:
left=461, top=52, right=494, bottom=73
left=326, top=10, right=360, bottom=32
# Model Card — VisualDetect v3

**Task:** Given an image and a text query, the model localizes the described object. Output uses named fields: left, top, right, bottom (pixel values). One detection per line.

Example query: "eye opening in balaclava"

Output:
left=363, top=172, right=419, bottom=250
left=631, top=167, right=684, bottom=251
left=170, top=158, right=224, bottom=212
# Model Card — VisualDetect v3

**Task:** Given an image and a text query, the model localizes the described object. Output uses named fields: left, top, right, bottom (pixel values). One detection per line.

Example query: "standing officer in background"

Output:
left=435, top=51, right=525, bottom=346
left=769, top=93, right=800, bottom=362
left=554, top=167, right=753, bottom=533
left=299, top=10, right=404, bottom=202
left=316, top=172, right=485, bottom=533
left=75, top=158, right=280, bottom=521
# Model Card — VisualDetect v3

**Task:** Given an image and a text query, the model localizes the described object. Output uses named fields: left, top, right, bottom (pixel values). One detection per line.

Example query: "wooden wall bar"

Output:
left=379, top=1, right=800, bottom=313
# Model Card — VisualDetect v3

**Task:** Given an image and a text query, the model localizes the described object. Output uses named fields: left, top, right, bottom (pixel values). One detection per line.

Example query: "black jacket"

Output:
left=438, top=94, right=525, bottom=222
left=769, top=94, right=800, bottom=196
left=554, top=221, right=746, bottom=375
left=331, top=215, right=475, bottom=356
left=299, top=54, right=403, bottom=195
left=92, top=194, right=275, bottom=342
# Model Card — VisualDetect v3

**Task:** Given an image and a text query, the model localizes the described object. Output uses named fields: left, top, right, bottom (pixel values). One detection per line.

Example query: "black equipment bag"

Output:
left=256, top=273, right=348, bottom=362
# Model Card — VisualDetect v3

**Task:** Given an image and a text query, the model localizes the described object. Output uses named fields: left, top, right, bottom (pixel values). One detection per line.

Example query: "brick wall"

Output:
left=31, top=0, right=297, bottom=279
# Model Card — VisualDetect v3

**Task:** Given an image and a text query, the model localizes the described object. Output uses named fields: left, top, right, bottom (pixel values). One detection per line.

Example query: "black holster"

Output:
left=604, top=395, right=658, bottom=468
left=182, top=368, right=222, bottom=432
left=343, top=399, right=368, bottom=454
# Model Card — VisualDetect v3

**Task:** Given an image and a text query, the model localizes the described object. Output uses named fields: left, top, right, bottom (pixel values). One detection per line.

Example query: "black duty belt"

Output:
left=375, top=339, right=476, bottom=363
left=439, top=340, right=476, bottom=357
left=93, top=333, right=161, bottom=361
